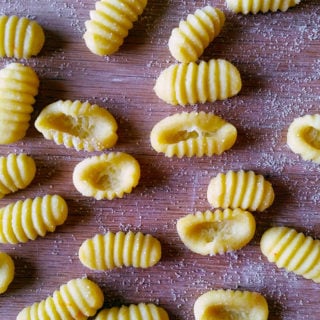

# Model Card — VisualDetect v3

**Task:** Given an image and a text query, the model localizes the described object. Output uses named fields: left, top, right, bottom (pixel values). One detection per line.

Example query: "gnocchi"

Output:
left=194, top=289, right=269, bottom=320
left=0, top=251, right=14, bottom=294
left=0, top=195, right=68, bottom=244
left=0, top=15, right=45, bottom=58
left=150, top=111, right=237, bottom=158
left=79, top=231, right=161, bottom=270
left=35, top=100, right=118, bottom=152
left=73, top=152, right=140, bottom=200
left=207, top=170, right=275, bottom=212
left=84, top=0, right=148, bottom=56
left=177, top=208, right=256, bottom=256
left=0, top=153, right=36, bottom=199
left=0, top=63, right=39, bottom=144
left=154, top=59, right=242, bottom=106
left=17, top=278, right=104, bottom=320
left=260, top=226, right=320, bottom=283
left=168, top=6, right=225, bottom=63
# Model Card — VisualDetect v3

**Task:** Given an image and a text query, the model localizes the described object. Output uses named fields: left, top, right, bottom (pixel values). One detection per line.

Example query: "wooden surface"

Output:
left=0, top=1, right=320, bottom=319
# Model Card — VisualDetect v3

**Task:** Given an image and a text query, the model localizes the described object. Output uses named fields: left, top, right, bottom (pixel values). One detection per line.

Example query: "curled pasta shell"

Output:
left=0, top=15, right=45, bottom=58
left=17, top=278, right=104, bottom=320
left=0, top=195, right=68, bottom=244
left=154, top=59, right=242, bottom=106
left=150, top=111, right=237, bottom=158
left=79, top=231, right=161, bottom=270
left=0, top=251, right=14, bottom=294
left=35, top=100, right=118, bottom=152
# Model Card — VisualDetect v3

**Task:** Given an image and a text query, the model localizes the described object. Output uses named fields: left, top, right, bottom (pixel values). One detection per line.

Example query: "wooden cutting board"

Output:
left=0, top=1, right=319, bottom=319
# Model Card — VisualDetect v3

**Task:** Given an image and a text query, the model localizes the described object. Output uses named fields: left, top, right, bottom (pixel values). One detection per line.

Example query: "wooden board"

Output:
left=0, top=1, right=320, bottom=319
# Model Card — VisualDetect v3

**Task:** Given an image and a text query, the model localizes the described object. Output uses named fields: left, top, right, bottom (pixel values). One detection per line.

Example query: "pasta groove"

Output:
left=207, top=170, right=274, bottom=212
left=169, top=6, right=225, bottom=63
left=0, top=251, right=14, bottom=294
left=84, top=0, right=148, bottom=56
left=0, top=195, right=68, bottom=244
left=17, top=278, right=104, bottom=320
left=154, top=59, right=242, bottom=106
left=260, top=226, right=320, bottom=283
left=0, top=63, right=39, bottom=144
left=35, top=100, right=118, bottom=152
left=0, top=15, right=45, bottom=58
left=79, top=231, right=161, bottom=270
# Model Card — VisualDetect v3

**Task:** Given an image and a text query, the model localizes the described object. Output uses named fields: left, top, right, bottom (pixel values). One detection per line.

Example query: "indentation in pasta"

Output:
left=35, top=100, right=118, bottom=152
left=79, top=231, right=161, bottom=270
left=0, top=195, right=68, bottom=244
left=84, top=0, right=148, bottom=56
left=17, top=278, right=104, bottom=320
left=150, top=111, right=237, bottom=157
left=261, top=226, right=320, bottom=283
left=0, top=252, right=14, bottom=294
left=154, top=59, right=242, bottom=106
left=207, top=170, right=274, bottom=212
left=168, top=6, right=225, bottom=63
left=73, top=152, right=140, bottom=200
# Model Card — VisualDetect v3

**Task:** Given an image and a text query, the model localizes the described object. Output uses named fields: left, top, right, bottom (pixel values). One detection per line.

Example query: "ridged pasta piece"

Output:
left=154, top=59, right=242, bottom=106
left=287, top=114, right=320, bottom=164
left=150, top=111, right=237, bottom=158
left=35, top=100, right=118, bottom=152
left=84, top=0, right=148, bottom=56
left=73, top=152, right=140, bottom=200
left=226, top=0, right=301, bottom=14
left=194, top=289, right=269, bottom=320
left=0, top=153, right=36, bottom=199
left=79, top=231, right=161, bottom=270
left=0, top=63, right=39, bottom=144
left=207, top=170, right=274, bottom=212
left=0, top=251, right=14, bottom=294
left=169, top=6, right=225, bottom=63
left=0, top=195, right=68, bottom=244
left=95, top=303, right=169, bottom=320
left=0, top=15, right=45, bottom=58
left=177, top=209, right=256, bottom=256
left=261, top=226, right=320, bottom=283
left=17, top=278, right=104, bottom=320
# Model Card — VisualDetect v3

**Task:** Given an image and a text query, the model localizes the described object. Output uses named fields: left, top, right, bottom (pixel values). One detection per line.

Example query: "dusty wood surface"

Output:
left=0, top=1, right=320, bottom=319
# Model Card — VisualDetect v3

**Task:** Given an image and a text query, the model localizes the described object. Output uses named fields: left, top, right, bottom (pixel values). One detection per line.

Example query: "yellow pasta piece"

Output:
left=194, top=289, right=269, bottom=320
left=0, top=251, right=14, bottom=294
left=287, top=114, right=320, bottom=164
left=17, top=278, right=104, bottom=320
left=261, top=226, right=320, bottom=283
left=35, top=100, right=118, bottom=152
left=154, top=59, right=242, bottom=106
left=95, top=303, right=169, bottom=320
left=73, top=152, right=140, bottom=200
left=226, top=0, right=301, bottom=14
left=177, top=209, right=256, bottom=256
left=169, top=6, right=225, bottom=63
left=0, top=195, right=68, bottom=244
left=0, top=63, right=39, bottom=144
left=150, top=111, right=237, bottom=158
left=207, top=170, right=274, bottom=212
left=84, top=0, right=148, bottom=56
left=0, top=15, right=45, bottom=58
left=79, top=231, right=161, bottom=270
left=0, top=153, right=36, bottom=199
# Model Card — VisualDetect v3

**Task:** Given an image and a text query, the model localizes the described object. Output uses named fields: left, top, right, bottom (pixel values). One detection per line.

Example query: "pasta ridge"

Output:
left=0, top=251, right=15, bottom=294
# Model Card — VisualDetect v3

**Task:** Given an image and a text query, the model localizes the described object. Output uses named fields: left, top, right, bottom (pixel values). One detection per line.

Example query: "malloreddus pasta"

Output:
left=0, top=252, right=14, bottom=294
left=84, top=0, right=148, bottom=56
left=35, top=100, right=118, bottom=152
left=79, top=231, right=161, bottom=270
left=0, top=15, right=45, bottom=58
left=17, top=278, right=104, bottom=320
left=154, top=59, right=242, bottom=106
left=0, top=63, right=39, bottom=144
left=168, top=6, right=225, bottom=63
left=150, top=111, right=237, bottom=158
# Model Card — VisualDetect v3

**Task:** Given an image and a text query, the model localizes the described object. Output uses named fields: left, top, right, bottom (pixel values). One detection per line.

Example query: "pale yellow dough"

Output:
left=0, top=252, right=14, bottom=294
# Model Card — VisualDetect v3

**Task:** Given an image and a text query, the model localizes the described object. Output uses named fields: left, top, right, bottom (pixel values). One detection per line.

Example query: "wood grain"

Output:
left=0, top=1, right=319, bottom=319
